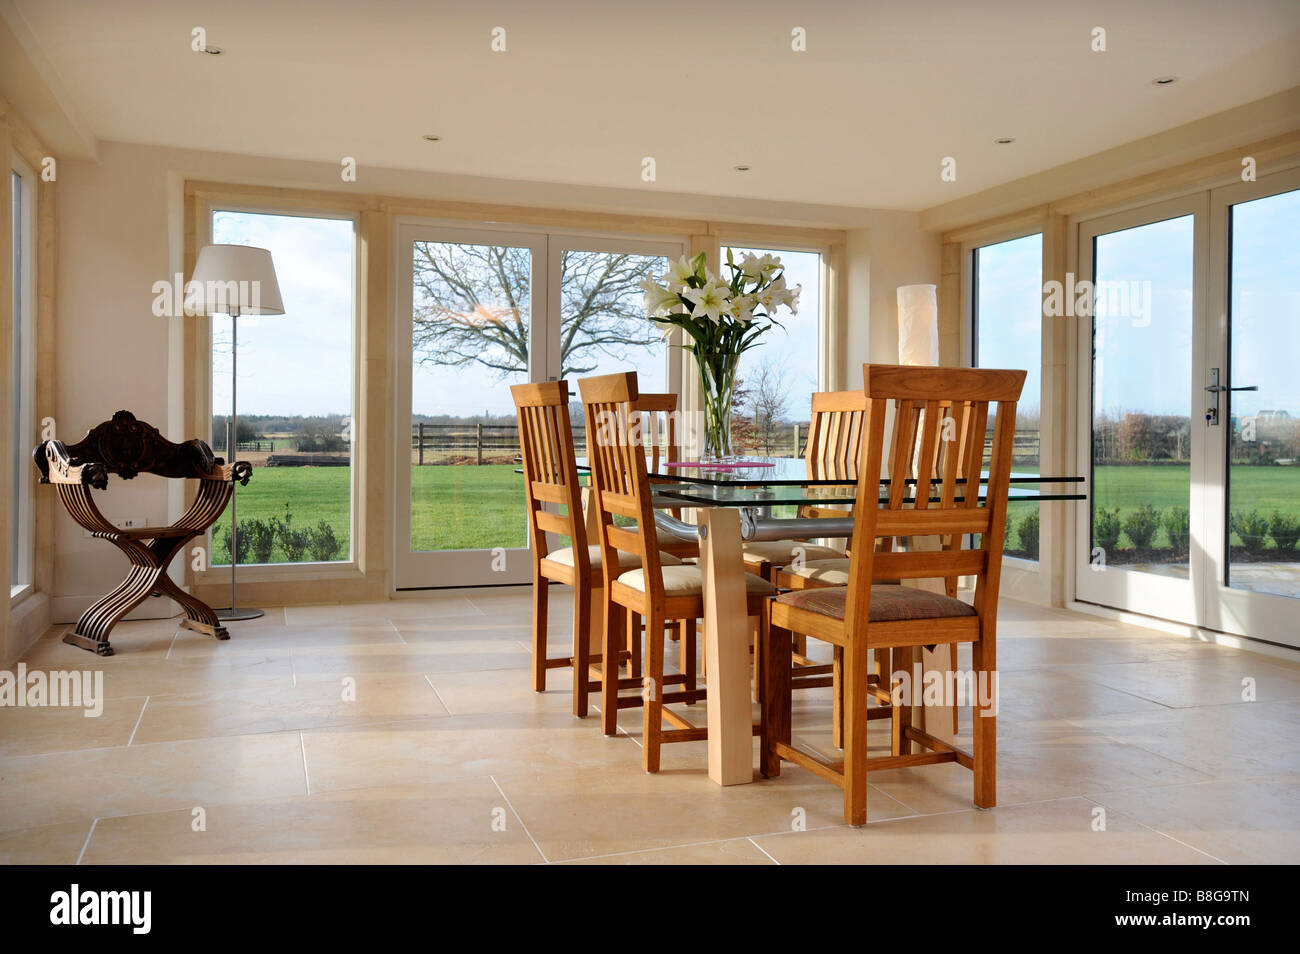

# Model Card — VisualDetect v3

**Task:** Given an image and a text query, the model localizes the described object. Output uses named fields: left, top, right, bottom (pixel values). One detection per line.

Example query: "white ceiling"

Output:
left=9, top=0, right=1300, bottom=211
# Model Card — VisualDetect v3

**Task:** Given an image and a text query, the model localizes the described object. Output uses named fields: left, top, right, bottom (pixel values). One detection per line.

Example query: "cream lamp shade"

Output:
left=896, top=283, right=938, bottom=366
left=190, top=244, right=285, bottom=316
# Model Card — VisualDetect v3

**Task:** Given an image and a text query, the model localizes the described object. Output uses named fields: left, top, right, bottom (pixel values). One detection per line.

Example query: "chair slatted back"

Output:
left=511, top=381, right=586, bottom=570
left=805, top=389, right=868, bottom=480
left=844, top=364, right=1025, bottom=633
left=636, top=392, right=681, bottom=474
left=578, top=372, right=665, bottom=601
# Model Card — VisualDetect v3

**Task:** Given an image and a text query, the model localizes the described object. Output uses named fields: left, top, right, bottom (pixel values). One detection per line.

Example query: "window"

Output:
left=973, top=233, right=1042, bottom=561
left=10, top=166, right=34, bottom=594
left=719, top=245, right=823, bottom=457
left=209, top=210, right=356, bottom=565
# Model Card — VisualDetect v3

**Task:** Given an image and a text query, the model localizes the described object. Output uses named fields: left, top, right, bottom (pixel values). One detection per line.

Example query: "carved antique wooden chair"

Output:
left=34, top=410, right=251, bottom=656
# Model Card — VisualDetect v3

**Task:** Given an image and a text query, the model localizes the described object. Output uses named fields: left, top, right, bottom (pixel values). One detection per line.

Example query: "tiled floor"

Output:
left=2, top=590, right=1298, bottom=864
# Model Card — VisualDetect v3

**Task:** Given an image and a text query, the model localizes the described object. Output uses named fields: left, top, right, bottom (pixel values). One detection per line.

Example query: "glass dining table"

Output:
left=626, top=457, right=1087, bottom=785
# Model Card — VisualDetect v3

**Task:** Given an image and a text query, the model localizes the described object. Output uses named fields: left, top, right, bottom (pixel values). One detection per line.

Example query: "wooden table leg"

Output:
left=699, top=508, right=753, bottom=786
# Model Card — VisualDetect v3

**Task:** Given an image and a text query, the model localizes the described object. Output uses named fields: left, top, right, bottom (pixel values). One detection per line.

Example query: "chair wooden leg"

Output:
left=642, top=611, right=666, bottom=773
left=842, top=639, right=871, bottom=827
left=680, top=618, right=697, bottom=695
left=531, top=575, right=549, bottom=693
left=601, top=597, right=622, bottom=736
left=760, top=620, right=791, bottom=779
left=572, top=583, right=592, bottom=718
left=832, top=645, right=844, bottom=749
left=890, top=647, right=912, bottom=757
left=751, top=617, right=763, bottom=703
left=972, top=636, right=997, bottom=808
left=628, top=611, right=642, bottom=679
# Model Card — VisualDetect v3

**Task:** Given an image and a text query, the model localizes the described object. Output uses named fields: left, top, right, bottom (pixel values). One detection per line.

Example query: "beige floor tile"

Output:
left=1089, top=776, right=1300, bottom=864
left=0, top=820, right=94, bottom=864
left=23, top=627, right=175, bottom=661
left=495, top=763, right=913, bottom=862
left=1081, top=655, right=1300, bottom=708
left=752, top=796, right=1219, bottom=864
left=290, top=640, right=530, bottom=680
left=173, top=624, right=403, bottom=655
left=79, top=778, right=542, bottom=865
left=427, top=666, right=590, bottom=716
left=0, top=695, right=146, bottom=759
left=284, top=598, right=481, bottom=626
left=301, top=711, right=642, bottom=794
left=131, top=673, right=448, bottom=744
left=562, top=837, right=776, bottom=865
left=1066, top=701, right=1300, bottom=778
left=0, top=731, right=307, bottom=832
left=864, top=732, right=1211, bottom=814
left=992, top=668, right=1169, bottom=722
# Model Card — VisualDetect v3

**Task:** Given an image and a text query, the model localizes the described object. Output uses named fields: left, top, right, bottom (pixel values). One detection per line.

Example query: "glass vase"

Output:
left=696, top=352, right=740, bottom=461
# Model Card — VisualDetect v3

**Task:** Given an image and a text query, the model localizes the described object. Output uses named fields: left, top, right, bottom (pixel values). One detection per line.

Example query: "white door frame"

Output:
left=1201, top=167, right=1300, bottom=648
left=395, top=221, right=549, bottom=589
left=394, top=222, right=686, bottom=590
left=1073, top=193, right=1208, bottom=626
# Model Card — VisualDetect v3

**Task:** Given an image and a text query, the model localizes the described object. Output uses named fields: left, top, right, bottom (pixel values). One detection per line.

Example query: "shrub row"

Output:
left=1089, top=505, right=1300, bottom=556
left=216, top=502, right=343, bottom=564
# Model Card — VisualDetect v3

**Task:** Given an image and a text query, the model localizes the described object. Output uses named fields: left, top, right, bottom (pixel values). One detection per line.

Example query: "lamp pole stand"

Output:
left=217, top=306, right=263, bottom=622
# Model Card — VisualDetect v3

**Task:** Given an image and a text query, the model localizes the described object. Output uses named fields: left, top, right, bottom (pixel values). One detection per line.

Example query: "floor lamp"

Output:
left=191, top=244, right=285, bottom=621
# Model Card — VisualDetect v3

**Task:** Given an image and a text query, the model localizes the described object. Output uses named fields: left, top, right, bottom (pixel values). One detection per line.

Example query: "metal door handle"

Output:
left=1204, top=384, right=1258, bottom=393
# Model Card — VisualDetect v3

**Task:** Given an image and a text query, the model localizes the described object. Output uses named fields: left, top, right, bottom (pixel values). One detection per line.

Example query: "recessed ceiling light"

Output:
left=993, top=137, right=1016, bottom=145
left=422, top=135, right=442, bottom=142
left=201, top=45, right=224, bottom=56
left=733, top=164, right=751, bottom=172
left=1152, top=75, right=1179, bottom=86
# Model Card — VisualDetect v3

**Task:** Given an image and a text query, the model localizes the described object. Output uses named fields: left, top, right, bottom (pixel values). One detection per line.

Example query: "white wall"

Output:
left=50, top=140, right=940, bottom=616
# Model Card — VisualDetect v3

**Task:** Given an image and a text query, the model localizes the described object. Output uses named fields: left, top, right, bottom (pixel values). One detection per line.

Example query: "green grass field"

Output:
left=212, top=463, right=1300, bottom=564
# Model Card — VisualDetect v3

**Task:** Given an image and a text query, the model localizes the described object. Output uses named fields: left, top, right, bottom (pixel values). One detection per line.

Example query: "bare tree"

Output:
left=411, top=244, right=663, bottom=377
left=746, top=357, right=793, bottom=455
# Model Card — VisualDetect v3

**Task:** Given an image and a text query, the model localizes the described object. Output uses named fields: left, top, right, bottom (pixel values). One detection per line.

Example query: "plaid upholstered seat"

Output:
left=775, top=584, right=975, bottom=622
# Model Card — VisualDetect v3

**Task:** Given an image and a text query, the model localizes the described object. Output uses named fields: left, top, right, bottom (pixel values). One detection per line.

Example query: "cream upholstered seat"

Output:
left=779, top=557, right=851, bottom=586
left=615, top=563, right=777, bottom=597
left=774, top=584, right=975, bottom=623
left=741, top=540, right=841, bottom=564
left=543, top=546, right=682, bottom=572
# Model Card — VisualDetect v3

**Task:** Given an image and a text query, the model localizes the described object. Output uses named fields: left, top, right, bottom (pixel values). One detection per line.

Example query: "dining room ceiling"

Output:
left=7, top=0, right=1300, bottom=211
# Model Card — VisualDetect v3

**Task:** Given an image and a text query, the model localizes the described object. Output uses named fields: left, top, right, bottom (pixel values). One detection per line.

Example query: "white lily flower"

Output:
left=684, top=279, right=732, bottom=323
left=664, top=256, right=696, bottom=288
left=640, top=278, right=681, bottom=317
left=729, top=293, right=758, bottom=323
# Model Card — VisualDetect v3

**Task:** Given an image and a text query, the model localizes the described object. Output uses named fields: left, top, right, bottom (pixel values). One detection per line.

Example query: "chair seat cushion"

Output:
left=775, top=584, right=975, bottom=622
left=782, top=557, right=851, bottom=585
left=616, top=564, right=777, bottom=596
left=742, top=540, right=842, bottom=564
left=544, top=546, right=683, bottom=571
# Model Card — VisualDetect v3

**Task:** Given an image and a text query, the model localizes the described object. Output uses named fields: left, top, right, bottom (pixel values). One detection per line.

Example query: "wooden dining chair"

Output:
left=761, top=364, right=1025, bottom=826
left=579, top=370, right=777, bottom=772
left=512, top=380, right=688, bottom=718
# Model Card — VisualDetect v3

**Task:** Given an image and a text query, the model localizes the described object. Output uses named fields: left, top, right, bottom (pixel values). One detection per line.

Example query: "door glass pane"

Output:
left=720, top=246, right=821, bottom=458
left=211, top=211, right=355, bottom=565
left=410, top=240, right=533, bottom=552
left=1091, top=216, right=1194, bottom=576
left=975, top=234, right=1042, bottom=561
left=1227, top=188, right=1300, bottom=597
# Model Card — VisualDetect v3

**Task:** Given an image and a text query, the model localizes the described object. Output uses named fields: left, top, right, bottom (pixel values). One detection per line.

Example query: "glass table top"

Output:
left=652, top=482, right=1085, bottom=508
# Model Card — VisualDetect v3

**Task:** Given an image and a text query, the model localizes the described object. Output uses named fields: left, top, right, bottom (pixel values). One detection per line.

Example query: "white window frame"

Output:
left=10, top=157, right=36, bottom=602
left=200, top=204, right=363, bottom=579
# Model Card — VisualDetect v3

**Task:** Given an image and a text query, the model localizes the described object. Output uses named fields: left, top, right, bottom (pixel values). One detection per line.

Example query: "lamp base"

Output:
left=215, top=607, right=265, bottom=622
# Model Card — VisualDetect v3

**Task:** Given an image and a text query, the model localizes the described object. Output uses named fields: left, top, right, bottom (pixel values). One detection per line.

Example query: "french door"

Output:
left=394, top=221, right=683, bottom=589
left=1075, top=170, right=1300, bottom=649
